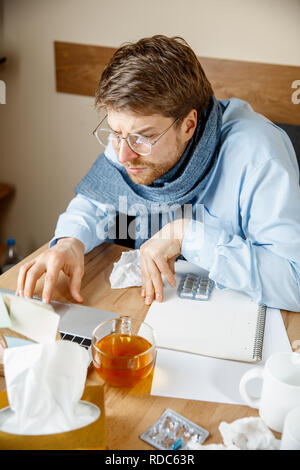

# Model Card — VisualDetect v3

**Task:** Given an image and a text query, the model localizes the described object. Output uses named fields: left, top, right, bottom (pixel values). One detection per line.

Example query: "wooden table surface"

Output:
left=1, top=242, right=300, bottom=450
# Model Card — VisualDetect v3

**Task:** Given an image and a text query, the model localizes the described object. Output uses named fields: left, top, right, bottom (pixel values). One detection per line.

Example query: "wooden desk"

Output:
left=1, top=242, right=300, bottom=449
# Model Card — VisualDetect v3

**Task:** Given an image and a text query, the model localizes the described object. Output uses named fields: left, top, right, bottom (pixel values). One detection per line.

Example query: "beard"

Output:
left=126, top=161, right=170, bottom=185
left=124, top=138, right=187, bottom=186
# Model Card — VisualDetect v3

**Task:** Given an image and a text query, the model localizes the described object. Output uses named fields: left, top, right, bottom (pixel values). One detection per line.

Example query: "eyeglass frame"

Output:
left=92, top=114, right=179, bottom=156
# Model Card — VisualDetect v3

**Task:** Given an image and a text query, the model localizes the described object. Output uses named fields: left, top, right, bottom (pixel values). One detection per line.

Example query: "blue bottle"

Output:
left=1, top=238, right=21, bottom=273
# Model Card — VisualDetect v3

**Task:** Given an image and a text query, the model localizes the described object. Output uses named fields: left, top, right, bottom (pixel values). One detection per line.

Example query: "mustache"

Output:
left=125, top=163, right=154, bottom=169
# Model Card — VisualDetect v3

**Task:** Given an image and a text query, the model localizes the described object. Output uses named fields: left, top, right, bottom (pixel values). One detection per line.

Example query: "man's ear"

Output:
left=181, top=109, right=197, bottom=142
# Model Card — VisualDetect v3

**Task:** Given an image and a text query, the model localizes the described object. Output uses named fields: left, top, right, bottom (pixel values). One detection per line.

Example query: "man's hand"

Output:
left=16, top=237, right=85, bottom=304
left=140, top=218, right=191, bottom=305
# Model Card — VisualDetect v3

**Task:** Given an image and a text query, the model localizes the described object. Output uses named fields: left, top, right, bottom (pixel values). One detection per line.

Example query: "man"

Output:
left=17, top=35, right=300, bottom=311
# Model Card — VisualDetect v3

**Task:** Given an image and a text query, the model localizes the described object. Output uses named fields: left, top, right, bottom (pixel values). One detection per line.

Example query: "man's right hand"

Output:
left=16, top=237, right=85, bottom=304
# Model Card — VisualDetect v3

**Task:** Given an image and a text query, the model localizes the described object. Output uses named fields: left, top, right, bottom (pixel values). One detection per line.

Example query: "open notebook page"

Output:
left=145, top=261, right=265, bottom=363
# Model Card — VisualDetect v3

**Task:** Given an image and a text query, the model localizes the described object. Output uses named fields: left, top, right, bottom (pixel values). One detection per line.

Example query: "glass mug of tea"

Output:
left=92, top=316, right=156, bottom=387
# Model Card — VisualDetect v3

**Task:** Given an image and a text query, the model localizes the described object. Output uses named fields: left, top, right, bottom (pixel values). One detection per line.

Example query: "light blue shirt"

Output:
left=50, top=98, right=300, bottom=311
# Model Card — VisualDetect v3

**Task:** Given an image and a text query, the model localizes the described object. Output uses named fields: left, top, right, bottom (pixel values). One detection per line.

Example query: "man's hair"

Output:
left=95, top=35, right=213, bottom=120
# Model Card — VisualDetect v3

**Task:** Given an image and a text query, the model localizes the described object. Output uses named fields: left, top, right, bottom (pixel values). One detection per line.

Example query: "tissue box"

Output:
left=0, top=384, right=107, bottom=450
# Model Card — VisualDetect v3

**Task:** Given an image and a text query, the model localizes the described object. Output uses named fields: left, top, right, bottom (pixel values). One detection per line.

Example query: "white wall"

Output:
left=0, top=0, right=300, bottom=257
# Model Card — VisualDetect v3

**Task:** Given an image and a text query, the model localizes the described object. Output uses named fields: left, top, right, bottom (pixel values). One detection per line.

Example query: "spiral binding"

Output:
left=252, top=304, right=266, bottom=362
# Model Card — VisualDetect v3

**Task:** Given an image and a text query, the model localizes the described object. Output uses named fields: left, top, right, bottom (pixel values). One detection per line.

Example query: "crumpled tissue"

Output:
left=0, top=341, right=99, bottom=435
left=185, top=417, right=281, bottom=450
left=110, top=249, right=142, bottom=288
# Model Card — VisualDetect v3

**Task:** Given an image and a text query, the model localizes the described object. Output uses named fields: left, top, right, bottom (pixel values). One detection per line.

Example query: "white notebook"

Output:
left=145, top=261, right=266, bottom=363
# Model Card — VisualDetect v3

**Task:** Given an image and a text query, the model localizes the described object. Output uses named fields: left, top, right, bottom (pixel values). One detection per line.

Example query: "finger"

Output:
left=141, top=258, right=155, bottom=305
left=169, top=255, right=177, bottom=274
left=144, top=277, right=155, bottom=305
left=69, top=266, right=84, bottom=303
left=23, top=263, right=46, bottom=299
left=155, top=257, right=176, bottom=288
left=16, top=260, right=36, bottom=296
left=139, top=255, right=147, bottom=298
left=41, top=267, right=61, bottom=304
left=146, top=257, right=164, bottom=302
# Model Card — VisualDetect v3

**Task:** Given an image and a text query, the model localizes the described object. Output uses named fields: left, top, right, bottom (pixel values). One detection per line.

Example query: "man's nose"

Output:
left=118, top=139, right=139, bottom=164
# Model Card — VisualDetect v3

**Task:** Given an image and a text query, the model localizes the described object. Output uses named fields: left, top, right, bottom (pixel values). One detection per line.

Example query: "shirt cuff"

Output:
left=181, top=219, right=224, bottom=271
left=49, top=228, right=94, bottom=254
left=49, top=236, right=84, bottom=250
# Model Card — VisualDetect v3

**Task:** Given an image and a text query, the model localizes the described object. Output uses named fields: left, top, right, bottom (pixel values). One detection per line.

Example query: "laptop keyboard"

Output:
left=59, top=332, right=92, bottom=350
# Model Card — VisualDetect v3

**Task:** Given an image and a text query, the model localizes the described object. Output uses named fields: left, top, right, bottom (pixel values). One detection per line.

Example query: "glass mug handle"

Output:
left=239, top=367, right=264, bottom=409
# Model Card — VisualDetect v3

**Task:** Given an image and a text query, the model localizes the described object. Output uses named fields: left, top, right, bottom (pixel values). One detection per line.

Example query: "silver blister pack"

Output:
left=140, top=408, right=209, bottom=450
left=177, top=273, right=214, bottom=301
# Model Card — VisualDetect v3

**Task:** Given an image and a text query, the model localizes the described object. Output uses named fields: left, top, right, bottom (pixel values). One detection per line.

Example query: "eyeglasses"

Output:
left=92, top=115, right=179, bottom=156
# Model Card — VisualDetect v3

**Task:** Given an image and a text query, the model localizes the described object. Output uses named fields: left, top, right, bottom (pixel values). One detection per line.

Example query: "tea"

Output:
left=93, top=333, right=156, bottom=387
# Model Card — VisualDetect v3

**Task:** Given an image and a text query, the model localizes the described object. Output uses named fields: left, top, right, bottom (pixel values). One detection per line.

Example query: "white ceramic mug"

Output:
left=280, top=406, right=300, bottom=450
left=239, top=352, right=300, bottom=433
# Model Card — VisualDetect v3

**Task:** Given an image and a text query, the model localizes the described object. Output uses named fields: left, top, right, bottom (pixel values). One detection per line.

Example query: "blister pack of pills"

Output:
left=177, top=273, right=214, bottom=301
left=140, top=408, right=209, bottom=450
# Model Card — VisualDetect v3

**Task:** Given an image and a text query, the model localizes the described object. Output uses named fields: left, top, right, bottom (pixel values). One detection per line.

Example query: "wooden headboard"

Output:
left=54, top=41, right=300, bottom=126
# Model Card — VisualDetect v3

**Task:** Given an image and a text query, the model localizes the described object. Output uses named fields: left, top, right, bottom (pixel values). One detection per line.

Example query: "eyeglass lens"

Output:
left=95, top=129, right=152, bottom=155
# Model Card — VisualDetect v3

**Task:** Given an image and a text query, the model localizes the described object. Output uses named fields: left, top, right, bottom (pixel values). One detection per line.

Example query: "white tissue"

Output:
left=219, top=417, right=281, bottom=450
left=110, top=249, right=142, bottom=288
left=186, top=417, right=280, bottom=450
left=0, top=341, right=99, bottom=435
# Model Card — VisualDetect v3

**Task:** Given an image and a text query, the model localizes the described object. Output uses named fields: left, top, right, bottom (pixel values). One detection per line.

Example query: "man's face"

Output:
left=106, top=109, right=194, bottom=185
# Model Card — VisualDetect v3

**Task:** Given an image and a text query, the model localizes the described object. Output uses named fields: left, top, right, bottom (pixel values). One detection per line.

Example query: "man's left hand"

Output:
left=140, top=218, right=191, bottom=305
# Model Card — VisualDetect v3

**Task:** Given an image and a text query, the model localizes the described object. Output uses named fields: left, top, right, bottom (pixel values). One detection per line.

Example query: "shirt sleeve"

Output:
left=181, top=158, right=300, bottom=312
left=49, top=194, right=116, bottom=254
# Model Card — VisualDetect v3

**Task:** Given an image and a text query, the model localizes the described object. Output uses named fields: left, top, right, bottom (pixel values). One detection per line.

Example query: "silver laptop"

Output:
left=0, top=287, right=119, bottom=353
